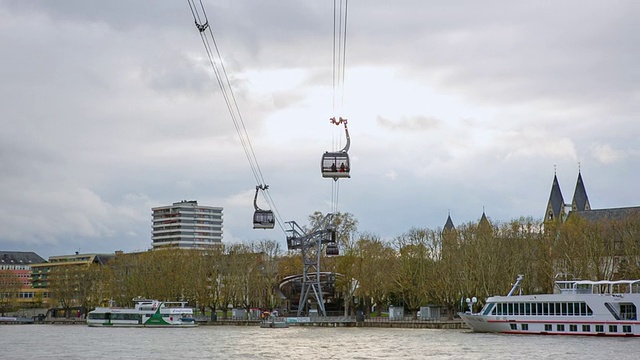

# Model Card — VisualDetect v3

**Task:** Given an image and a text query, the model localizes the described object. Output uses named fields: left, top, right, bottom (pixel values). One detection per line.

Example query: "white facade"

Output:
left=151, top=200, right=223, bottom=250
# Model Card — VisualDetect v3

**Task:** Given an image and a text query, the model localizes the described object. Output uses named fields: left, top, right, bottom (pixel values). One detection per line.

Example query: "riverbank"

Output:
left=4, top=318, right=467, bottom=329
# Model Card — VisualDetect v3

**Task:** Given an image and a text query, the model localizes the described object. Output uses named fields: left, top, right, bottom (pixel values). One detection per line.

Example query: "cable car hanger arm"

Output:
left=329, top=117, right=350, bottom=153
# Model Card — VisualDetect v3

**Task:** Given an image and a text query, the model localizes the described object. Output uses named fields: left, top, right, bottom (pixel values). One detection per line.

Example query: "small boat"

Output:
left=87, top=299, right=197, bottom=327
left=260, top=317, right=289, bottom=328
left=260, top=312, right=289, bottom=328
left=459, top=275, right=640, bottom=336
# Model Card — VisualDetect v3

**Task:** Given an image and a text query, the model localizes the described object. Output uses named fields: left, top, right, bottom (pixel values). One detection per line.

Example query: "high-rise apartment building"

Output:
left=151, top=200, right=223, bottom=250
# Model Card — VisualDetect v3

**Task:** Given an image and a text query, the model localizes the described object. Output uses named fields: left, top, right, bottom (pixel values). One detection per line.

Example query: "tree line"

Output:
left=30, top=209, right=640, bottom=317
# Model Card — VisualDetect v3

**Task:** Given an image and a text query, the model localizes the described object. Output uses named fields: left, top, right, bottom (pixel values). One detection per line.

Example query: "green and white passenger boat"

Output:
left=87, top=299, right=197, bottom=327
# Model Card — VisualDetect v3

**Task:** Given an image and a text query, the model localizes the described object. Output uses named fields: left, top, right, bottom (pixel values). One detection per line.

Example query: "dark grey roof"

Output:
left=443, top=214, right=455, bottom=231
left=571, top=171, right=591, bottom=211
left=545, top=174, right=565, bottom=221
left=479, top=211, right=491, bottom=227
left=0, top=251, right=46, bottom=265
left=93, top=254, right=116, bottom=265
left=568, top=206, right=640, bottom=222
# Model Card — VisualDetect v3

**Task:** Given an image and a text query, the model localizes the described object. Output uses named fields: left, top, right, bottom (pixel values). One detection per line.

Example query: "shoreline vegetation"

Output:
left=7, top=210, right=637, bottom=323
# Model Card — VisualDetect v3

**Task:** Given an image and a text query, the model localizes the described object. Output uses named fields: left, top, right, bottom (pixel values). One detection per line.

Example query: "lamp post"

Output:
left=465, top=296, right=477, bottom=313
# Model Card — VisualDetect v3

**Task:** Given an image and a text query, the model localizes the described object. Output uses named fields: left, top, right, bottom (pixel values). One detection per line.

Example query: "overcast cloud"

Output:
left=1, top=1, right=638, bottom=259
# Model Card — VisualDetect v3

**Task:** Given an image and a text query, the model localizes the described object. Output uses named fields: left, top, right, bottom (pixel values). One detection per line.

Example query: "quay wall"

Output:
left=196, top=319, right=467, bottom=329
left=14, top=318, right=468, bottom=330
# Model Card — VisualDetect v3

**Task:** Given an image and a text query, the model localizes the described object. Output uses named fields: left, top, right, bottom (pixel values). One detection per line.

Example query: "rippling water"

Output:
left=2, top=325, right=640, bottom=359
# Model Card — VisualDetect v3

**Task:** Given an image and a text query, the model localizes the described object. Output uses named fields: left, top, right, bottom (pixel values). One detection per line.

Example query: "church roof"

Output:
left=571, top=171, right=591, bottom=211
left=568, top=206, right=640, bottom=222
left=479, top=211, right=490, bottom=227
left=444, top=214, right=455, bottom=231
left=546, top=174, right=565, bottom=221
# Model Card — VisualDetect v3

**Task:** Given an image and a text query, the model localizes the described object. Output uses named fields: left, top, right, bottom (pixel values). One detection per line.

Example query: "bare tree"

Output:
left=353, top=233, right=395, bottom=316
left=0, top=270, right=21, bottom=316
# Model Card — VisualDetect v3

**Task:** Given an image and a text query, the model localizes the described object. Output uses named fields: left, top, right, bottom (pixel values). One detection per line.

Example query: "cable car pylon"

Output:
left=253, top=185, right=275, bottom=229
left=285, top=213, right=337, bottom=316
left=321, top=117, right=351, bottom=181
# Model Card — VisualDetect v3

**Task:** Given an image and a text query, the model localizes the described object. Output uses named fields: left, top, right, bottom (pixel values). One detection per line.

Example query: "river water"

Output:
left=2, top=325, right=640, bottom=359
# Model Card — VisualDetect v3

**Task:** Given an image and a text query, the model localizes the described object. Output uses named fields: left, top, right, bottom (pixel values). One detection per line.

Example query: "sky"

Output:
left=1, top=1, right=639, bottom=259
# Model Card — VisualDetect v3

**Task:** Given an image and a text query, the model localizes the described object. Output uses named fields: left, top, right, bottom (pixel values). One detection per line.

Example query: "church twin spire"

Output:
left=545, top=167, right=591, bottom=223
left=571, top=171, right=591, bottom=212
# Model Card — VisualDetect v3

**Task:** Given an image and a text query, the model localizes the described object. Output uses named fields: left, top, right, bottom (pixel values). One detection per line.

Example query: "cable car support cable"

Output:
left=188, top=0, right=284, bottom=232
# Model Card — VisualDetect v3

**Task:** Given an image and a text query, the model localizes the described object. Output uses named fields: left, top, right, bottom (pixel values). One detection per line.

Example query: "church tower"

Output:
left=545, top=172, right=566, bottom=223
left=478, top=208, right=491, bottom=229
left=443, top=212, right=455, bottom=232
left=571, top=170, right=591, bottom=212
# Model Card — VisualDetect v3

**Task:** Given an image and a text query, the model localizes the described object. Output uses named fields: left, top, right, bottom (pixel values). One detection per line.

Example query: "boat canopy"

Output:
left=556, top=279, right=640, bottom=295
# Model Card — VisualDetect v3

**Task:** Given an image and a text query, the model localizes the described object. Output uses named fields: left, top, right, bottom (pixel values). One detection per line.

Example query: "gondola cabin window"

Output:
left=321, top=152, right=350, bottom=179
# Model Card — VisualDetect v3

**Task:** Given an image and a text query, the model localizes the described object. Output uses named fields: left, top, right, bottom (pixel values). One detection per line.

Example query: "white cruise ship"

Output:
left=460, top=275, right=640, bottom=336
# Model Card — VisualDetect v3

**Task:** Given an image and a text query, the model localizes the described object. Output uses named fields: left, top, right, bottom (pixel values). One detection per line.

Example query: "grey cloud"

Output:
left=377, top=115, right=441, bottom=131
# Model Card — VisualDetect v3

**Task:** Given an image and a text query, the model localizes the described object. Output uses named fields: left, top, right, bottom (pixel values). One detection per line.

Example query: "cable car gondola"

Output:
left=253, top=185, right=274, bottom=229
left=326, top=244, right=339, bottom=256
left=321, top=117, right=351, bottom=180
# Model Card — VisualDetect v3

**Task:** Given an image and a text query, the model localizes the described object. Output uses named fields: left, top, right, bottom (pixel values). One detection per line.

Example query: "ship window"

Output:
left=555, top=303, right=561, bottom=315
left=609, top=325, right=618, bottom=333
left=582, top=325, right=590, bottom=332
left=519, top=303, right=525, bottom=315
left=525, top=303, right=531, bottom=315
left=508, top=303, right=513, bottom=315
left=569, top=324, right=577, bottom=332
left=544, top=324, right=552, bottom=331
left=537, top=303, right=543, bottom=315
left=595, top=325, right=604, bottom=333
left=623, top=325, right=632, bottom=333
left=510, top=324, right=517, bottom=330
left=567, top=303, right=574, bottom=316
left=576, top=302, right=581, bottom=315
left=88, top=313, right=108, bottom=320
left=557, top=324, right=565, bottom=331
left=514, top=303, right=519, bottom=315
left=580, top=302, right=586, bottom=316
left=521, top=324, right=528, bottom=330
left=483, top=303, right=495, bottom=315
left=561, top=303, right=567, bottom=316
left=620, top=303, right=637, bottom=320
